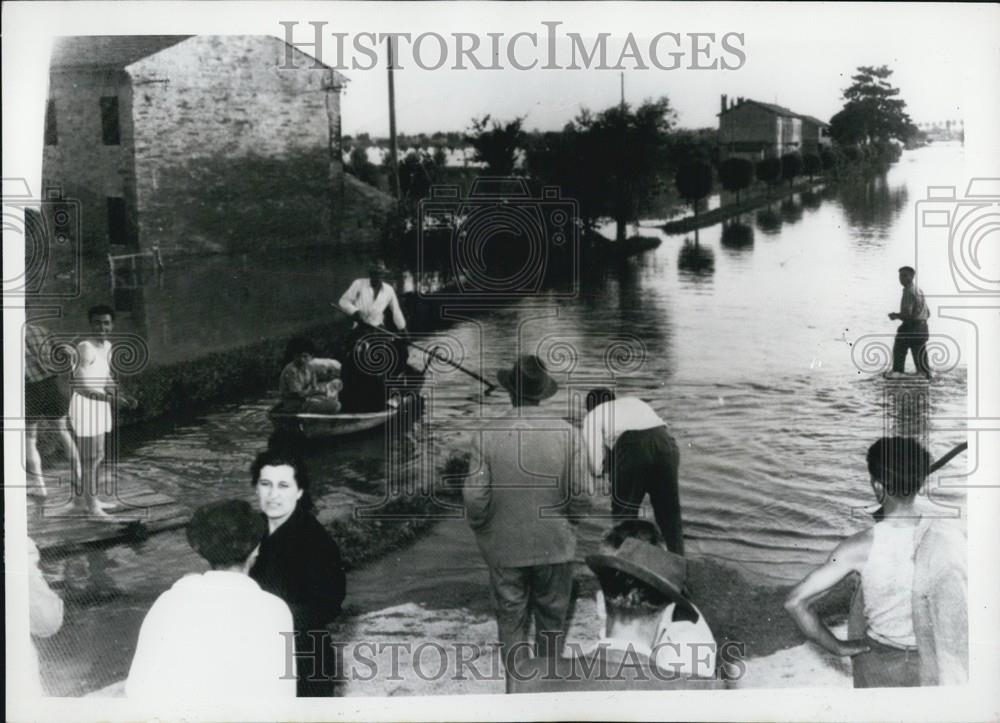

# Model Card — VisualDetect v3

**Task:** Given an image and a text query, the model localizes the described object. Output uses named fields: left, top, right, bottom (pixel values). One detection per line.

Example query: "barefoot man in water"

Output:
left=68, top=305, right=138, bottom=518
left=888, top=266, right=932, bottom=379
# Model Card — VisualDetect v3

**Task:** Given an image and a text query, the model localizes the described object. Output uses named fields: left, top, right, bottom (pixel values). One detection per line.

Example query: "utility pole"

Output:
left=620, top=71, right=625, bottom=109
left=387, top=37, right=401, bottom=200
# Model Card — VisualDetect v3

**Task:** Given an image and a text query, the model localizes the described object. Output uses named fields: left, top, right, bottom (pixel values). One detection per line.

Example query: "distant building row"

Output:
left=717, top=94, right=831, bottom=161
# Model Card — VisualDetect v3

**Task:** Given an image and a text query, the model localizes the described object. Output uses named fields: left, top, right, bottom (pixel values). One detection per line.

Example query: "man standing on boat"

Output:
left=338, top=260, right=408, bottom=334
left=337, top=261, right=409, bottom=412
left=888, top=266, right=932, bottom=379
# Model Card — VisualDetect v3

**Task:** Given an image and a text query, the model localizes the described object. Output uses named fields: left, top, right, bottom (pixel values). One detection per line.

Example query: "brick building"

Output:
left=43, top=35, right=393, bottom=257
left=717, top=95, right=828, bottom=161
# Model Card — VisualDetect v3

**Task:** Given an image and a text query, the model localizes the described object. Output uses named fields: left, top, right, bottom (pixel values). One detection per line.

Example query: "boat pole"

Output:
left=870, top=441, right=968, bottom=521
left=332, top=305, right=498, bottom=393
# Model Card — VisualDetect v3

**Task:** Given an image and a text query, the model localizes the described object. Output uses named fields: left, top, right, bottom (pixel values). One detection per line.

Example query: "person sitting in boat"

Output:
left=337, top=261, right=410, bottom=412
left=278, top=338, right=342, bottom=414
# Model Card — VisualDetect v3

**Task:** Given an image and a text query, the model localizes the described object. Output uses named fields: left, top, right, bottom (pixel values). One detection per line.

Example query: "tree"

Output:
left=820, top=148, right=837, bottom=171
left=829, top=65, right=916, bottom=146
left=802, top=153, right=822, bottom=180
left=755, top=157, right=782, bottom=195
left=781, top=152, right=803, bottom=188
left=528, top=98, right=677, bottom=242
left=675, top=161, right=714, bottom=222
left=718, top=157, right=754, bottom=203
left=466, top=115, right=526, bottom=175
left=347, top=146, right=378, bottom=186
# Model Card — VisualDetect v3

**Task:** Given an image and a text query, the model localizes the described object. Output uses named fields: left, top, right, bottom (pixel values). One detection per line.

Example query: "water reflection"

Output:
left=836, top=172, right=910, bottom=241
left=756, top=205, right=783, bottom=235
left=779, top=197, right=803, bottom=224
left=720, top=220, right=755, bottom=251
left=677, top=240, right=715, bottom=279
left=800, top=189, right=823, bottom=211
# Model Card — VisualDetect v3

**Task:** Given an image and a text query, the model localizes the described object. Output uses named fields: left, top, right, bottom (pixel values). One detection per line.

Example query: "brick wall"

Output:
left=125, top=35, right=347, bottom=255
left=42, top=69, right=137, bottom=255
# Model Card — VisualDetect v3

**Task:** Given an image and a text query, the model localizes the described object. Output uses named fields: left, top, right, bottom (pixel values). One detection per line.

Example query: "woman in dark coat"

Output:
left=248, top=446, right=346, bottom=697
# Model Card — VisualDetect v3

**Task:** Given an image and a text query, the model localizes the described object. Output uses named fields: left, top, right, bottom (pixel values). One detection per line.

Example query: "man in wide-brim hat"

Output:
left=463, top=354, right=589, bottom=691
left=510, top=520, right=720, bottom=693
left=496, top=354, right=558, bottom=403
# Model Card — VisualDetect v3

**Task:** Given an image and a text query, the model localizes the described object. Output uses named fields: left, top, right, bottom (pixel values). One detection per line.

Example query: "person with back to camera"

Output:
left=510, top=520, right=721, bottom=693
left=126, top=499, right=296, bottom=699
left=784, top=437, right=968, bottom=687
left=248, top=446, right=346, bottom=697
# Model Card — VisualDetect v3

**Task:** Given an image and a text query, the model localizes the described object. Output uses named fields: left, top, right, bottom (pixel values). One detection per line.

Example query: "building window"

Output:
left=107, top=197, right=132, bottom=246
left=44, top=100, right=58, bottom=145
left=100, top=96, right=121, bottom=145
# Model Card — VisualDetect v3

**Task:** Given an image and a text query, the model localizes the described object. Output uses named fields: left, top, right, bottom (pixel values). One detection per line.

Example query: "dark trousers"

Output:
left=339, top=327, right=408, bottom=413
left=609, top=427, right=684, bottom=555
left=892, top=321, right=930, bottom=375
left=853, top=636, right=921, bottom=688
left=487, top=562, right=574, bottom=690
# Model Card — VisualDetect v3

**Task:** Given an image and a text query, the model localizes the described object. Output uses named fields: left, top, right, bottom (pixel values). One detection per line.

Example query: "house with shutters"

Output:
left=42, top=35, right=392, bottom=257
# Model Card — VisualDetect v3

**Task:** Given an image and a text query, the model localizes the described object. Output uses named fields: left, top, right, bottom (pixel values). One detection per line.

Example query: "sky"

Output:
left=270, top=2, right=994, bottom=137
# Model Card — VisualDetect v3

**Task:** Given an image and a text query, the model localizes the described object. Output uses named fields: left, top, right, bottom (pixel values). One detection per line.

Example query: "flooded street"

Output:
left=36, top=144, right=968, bottom=695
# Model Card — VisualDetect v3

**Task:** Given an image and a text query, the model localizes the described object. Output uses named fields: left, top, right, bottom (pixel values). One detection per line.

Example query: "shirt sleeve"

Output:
left=268, top=602, right=298, bottom=698
left=463, top=432, right=493, bottom=529
left=582, top=407, right=607, bottom=477
left=279, top=364, right=308, bottom=400
left=339, top=279, right=362, bottom=316
left=289, top=528, right=346, bottom=631
left=125, top=599, right=165, bottom=698
left=566, top=426, right=592, bottom=521
left=387, top=286, right=407, bottom=331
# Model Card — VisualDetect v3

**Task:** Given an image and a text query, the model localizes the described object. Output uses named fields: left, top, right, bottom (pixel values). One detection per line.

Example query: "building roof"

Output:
left=49, top=36, right=194, bottom=69
left=717, top=99, right=799, bottom=118
left=48, top=36, right=343, bottom=82
left=797, top=114, right=830, bottom=127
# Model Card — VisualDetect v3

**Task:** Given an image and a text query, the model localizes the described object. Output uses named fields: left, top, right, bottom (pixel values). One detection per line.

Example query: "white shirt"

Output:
left=338, top=278, right=407, bottom=330
left=652, top=602, right=717, bottom=678
left=582, top=397, right=667, bottom=476
left=126, top=571, right=296, bottom=700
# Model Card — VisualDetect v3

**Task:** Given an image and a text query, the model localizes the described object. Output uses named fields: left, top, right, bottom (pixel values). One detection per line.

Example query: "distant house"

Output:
left=43, top=35, right=392, bottom=257
left=717, top=95, right=829, bottom=161
left=798, top=115, right=832, bottom=154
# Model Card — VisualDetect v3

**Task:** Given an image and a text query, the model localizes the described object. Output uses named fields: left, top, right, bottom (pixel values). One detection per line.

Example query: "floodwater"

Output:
left=34, top=143, right=970, bottom=695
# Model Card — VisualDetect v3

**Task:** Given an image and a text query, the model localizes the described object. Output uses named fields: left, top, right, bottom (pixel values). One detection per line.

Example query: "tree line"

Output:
left=348, top=63, right=917, bottom=242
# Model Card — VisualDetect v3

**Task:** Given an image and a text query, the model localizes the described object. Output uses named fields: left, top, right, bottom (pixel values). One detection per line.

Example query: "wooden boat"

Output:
left=268, top=364, right=426, bottom=439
